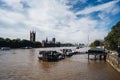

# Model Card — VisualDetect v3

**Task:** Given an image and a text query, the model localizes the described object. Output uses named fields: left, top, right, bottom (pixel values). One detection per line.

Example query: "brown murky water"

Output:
left=0, top=47, right=120, bottom=80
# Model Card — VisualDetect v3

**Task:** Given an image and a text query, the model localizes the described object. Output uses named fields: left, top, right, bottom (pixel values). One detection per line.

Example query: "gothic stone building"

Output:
left=30, top=31, right=36, bottom=42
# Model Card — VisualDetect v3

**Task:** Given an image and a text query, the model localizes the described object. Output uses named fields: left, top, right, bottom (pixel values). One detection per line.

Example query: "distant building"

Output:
left=46, top=37, right=48, bottom=43
left=42, top=37, right=60, bottom=47
left=30, top=31, right=36, bottom=42
left=52, top=38, right=55, bottom=43
left=42, top=40, right=46, bottom=47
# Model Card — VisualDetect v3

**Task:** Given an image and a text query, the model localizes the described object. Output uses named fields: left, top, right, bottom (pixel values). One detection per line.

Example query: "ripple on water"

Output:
left=0, top=47, right=120, bottom=80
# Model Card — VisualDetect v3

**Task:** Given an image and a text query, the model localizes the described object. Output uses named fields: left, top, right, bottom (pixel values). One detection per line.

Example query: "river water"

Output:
left=0, top=47, right=120, bottom=80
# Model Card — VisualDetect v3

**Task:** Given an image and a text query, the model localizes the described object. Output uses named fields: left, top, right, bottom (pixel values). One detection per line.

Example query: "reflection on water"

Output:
left=0, top=47, right=120, bottom=80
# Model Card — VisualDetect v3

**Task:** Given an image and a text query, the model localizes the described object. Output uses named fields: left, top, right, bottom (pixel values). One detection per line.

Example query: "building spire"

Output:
left=30, top=30, right=36, bottom=42
left=46, top=37, right=48, bottom=43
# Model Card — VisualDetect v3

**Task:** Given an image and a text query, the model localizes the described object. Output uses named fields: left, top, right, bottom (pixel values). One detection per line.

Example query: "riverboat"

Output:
left=38, top=51, right=64, bottom=61
left=1, top=47, right=11, bottom=50
left=61, top=49, right=76, bottom=57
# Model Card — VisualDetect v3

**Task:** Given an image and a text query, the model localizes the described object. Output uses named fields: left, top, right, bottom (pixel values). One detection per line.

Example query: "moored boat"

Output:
left=21, top=46, right=32, bottom=49
left=38, top=50, right=64, bottom=61
left=1, top=47, right=11, bottom=50
left=61, top=49, right=76, bottom=57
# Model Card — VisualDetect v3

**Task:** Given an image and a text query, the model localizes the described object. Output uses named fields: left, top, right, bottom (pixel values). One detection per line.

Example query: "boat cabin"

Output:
left=38, top=51, right=62, bottom=61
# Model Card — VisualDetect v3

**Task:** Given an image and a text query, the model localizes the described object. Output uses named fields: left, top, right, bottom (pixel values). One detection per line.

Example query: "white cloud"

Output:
left=97, top=0, right=102, bottom=2
left=0, top=9, right=26, bottom=24
left=0, top=0, right=118, bottom=44
left=66, top=0, right=88, bottom=5
left=1, top=0, right=24, bottom=11
left=111, top=5, right=120, bottom=15
left=76, top=0, right=119, bottom=15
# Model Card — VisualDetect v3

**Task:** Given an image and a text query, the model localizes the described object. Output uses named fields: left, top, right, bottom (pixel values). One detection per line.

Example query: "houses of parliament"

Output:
left=30, top=31, right=60, bottom=47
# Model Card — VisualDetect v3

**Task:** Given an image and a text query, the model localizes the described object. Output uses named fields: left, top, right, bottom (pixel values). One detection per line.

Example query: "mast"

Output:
left=87, top=35, right=89, bottom=47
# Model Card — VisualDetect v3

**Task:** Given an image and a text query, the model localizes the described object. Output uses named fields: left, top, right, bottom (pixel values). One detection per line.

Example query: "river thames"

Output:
left=0, top=47, right=120, bottom=80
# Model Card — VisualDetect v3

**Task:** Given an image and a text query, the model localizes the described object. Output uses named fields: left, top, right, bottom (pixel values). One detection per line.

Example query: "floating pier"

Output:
left=87, top=48, right=107, bottom=61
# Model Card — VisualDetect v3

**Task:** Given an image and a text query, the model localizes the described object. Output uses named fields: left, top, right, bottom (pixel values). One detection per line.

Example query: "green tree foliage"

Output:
left=104, top=21, right=120, bottom=50
left=0, top=37, right=41, bottom=48
left=90, top=40, right=102, bottom=47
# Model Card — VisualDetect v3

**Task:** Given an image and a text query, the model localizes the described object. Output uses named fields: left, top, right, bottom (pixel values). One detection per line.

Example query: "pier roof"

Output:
left=88, top=48, right=105, bottom=54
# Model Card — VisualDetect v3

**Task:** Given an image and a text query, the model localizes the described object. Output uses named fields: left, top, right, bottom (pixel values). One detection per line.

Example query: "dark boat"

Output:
left=38, top=51, right=64, bottom=61
left=76, top=47, right=79, bottom=49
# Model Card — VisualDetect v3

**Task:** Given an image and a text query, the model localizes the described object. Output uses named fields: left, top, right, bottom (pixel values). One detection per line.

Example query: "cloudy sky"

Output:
left=0, top=0, right=120, bottom=44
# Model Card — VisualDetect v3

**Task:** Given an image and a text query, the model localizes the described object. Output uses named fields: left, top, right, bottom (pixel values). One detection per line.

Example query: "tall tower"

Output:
left=52, top=37, right=55, bottom=43
left=46, top=37, right=48, bottom=43
left=30, top=31, right=36, bottom=42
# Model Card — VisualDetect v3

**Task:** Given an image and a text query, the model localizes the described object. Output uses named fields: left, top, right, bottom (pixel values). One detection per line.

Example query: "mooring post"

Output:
left=88, top=53, right=89, bottom=60
left=103, top=54, right=106, bottom=61
left=99, top=55, right=102, bottom=60
left=94, top=54, right=97, bottom=60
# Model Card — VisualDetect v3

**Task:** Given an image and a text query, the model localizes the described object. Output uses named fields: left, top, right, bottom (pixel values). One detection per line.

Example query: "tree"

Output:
left=0, top=37, right=42, bottom=48
left=90, top=40, right=102, bottom=47
left=0, top=37, right=5, bottom=47
left=104, top=21, right=120, bottom=50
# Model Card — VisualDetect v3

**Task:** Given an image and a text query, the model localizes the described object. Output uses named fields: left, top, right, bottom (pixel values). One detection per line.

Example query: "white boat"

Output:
left=61, top=49, right=76, bottom=57
left=1, top=47, right=11, bottom=50
left=21, top=46, right=32, bottom=49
